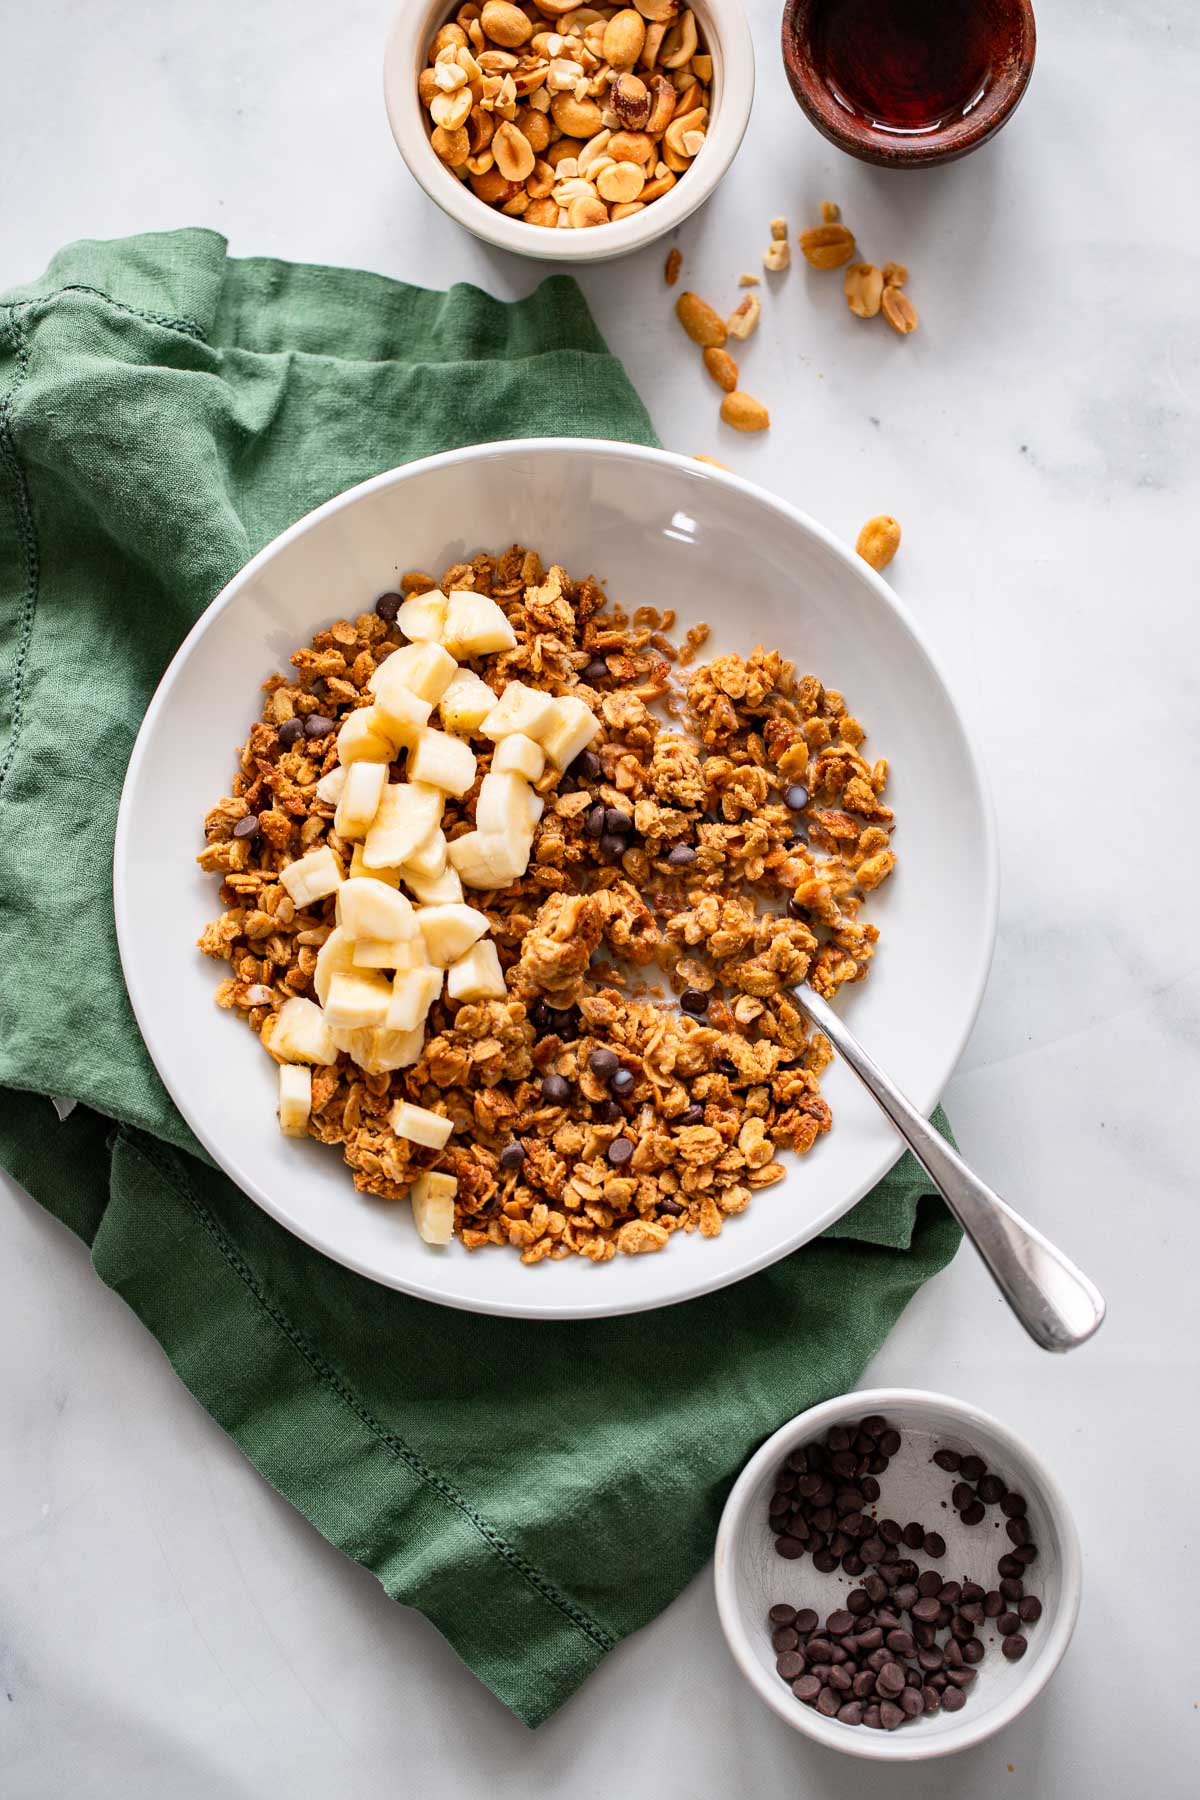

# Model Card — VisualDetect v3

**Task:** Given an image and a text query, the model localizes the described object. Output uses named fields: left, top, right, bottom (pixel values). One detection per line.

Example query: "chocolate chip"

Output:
left=999, top=1576, right=1024, bottom=1603
left=933, top=1448, right=961, bottom=1472
left=852, top=1669, right=876, bottom=1698
left=960, top=1501, right=986, bottom=1527
left=997, top=1554, right=1025, bottom=1581
left=601, top=807, right=630, bottom=837
left=879, top=1518, right=903, bottom=1545
left=679, top=1104, right=705, bottom=1126
left=877, top=1428, right=902, bottom=1457
left=585, top=804, right=606, bottom=838
left=894, top=1583, right=918, bottom=1611
left=1013, top=1543, right=1039, bottom=1566
left=792, top=1674, right=821, bottom=1704
left=900, top=1686, right=924, bottom=1719
left=659, top=1199, right=685, bottom=1217
left=595, top=1100, right=625, bottom=1124
left=816, top=1686, right=841, bottom=1717
left=879, top=1700, right=905, bottom=1730
left=1001, top=1491, right=1028, bottom=1519
left=951, top=1481, right=974, bottom=1510
left=589, top=1048, right=619, bottom=1080
left=610, top=1068, right=635, bottom=1097
left=1006, top=1516, right=1031, bottom=1546
left=856, top=1627, right=883, bottom=1652
left=911, top=1597, right=940, bottom=1623
left=826, top=1610, right=854, bottom=1637
left=571, top=749, right=603, bottom=783
left=978, top=1473, right=1005, bottom=1505
left=923, top=1532, right=946, bottom=1558
left=666, top=843, right=695, bottom=866
left=941, top=1686, right=966, bottom=1713
left=768, top=1602, right=797, bottom=1626
left=805, top=1638, right=833, bottom=1663
left=938, top=1581, right=962, bottom=1606
left=584, top=658, right=610, bottom=682
left=961, top=1638, right=985, bottom=1665
left=1001, top=1635, right=1028, bottom=1661
left=916, top=1571, right=942, bottom=1598
left=680, top=987, right=710, bottom=1016
left=771, top=1626, right=800, bottom=1652
left=828, top=1664, right=853, bottom=1693
left=959, top=1454, right=986, bottom=1482
left=917, top=1646, right=943, bottom=1672
left=784, top=784, right=810, bottom=811
left=876, top=1661, right=905, bottom=1696
left=606, top=1136, right=633, bottom=1166
left=775, top=1651, right=805, bottom=1679
left=1018, top=1596, right=1043, bottom=1624
left=774, top=1536, right=805, bottom=1559
left=795, top=1608, right=819, bottom=1634
left=946, top=1667, right=977, bottom=1690
left=541, top=1074, right=571, bottom=1104
left=836, top=1700, right=864, bottom=1726
left=599, top=832, right=628, bottom=861
left=277, top=717, right=304, bottom=746
left=997, top=1612, right=1021, bottom=1637
left=374, top=591, right=402, bottom=621
left=961, top=1582, right=985, bottom=1604
left=902, top=1521, right=925, bottom=1550
left=863, top=1704, right=883, bottom=1729
left=498, top=1141, right=525, bottom=1171
left=304, top=714, right=334, bottom=738
left=922, top=1685, right=941, bottom=1714
left=231, top=814, right=260, bottom=839
left=885, top=1630, right=915, bottom=1657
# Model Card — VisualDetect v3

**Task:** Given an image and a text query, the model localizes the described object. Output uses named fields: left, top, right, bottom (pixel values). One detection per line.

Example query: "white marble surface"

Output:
left=3, top=1, right=1198, bottom=1794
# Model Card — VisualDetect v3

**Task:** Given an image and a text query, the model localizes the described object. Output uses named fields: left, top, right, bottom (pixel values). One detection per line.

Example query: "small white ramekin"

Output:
left=383, top=0, right=755, bottom=262
left=714, top=1389, right=1082, bottom=1761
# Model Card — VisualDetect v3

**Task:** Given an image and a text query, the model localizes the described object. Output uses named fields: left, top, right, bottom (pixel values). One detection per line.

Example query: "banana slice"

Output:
left=334, top=761, right=387, bottom=841
left=336, top=706, right=399, bottom=765
left=279, top=845, right=342, bottom=908
left=481, top=680, right=558, bottom=742
left=441, top=590, right=517, bottom=659
left=416, top=902, right=490, bottom=968
left=439, top=667, right=496, bottom=736
left=446, top=938, right=506, bottom=1001
left=323, top=970, right=392, bottom=1029
left=371, top=641, right=458, bottom=707
left=277, top=1064, right=312, bottom=1136
left=410, top=1170, right=457, bottom=1245
left=389, top=1099, right=454, bottom=1150
left=336, top=876, right=417, bottom=942
left=536, top=695, right=601, bottom=770
left=362, top=783, right=444, bottom=869
left=386, top=966, right=443, bottom=1032
left=267, top=996, right=338, bottom=1065
left=492, top=732, right=546, bottom=781
left=407, top=728, right=477, bottom=798
left=395, top=588, right=448, bottom=643
left=476, top=770, right=543, bottom=838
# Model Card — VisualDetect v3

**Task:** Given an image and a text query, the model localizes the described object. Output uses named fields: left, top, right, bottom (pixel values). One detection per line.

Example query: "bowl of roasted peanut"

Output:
left=384, top=1, right=755, bottom=260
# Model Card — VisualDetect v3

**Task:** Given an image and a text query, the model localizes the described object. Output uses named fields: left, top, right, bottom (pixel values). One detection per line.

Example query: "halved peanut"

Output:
left=532, top=0, right=580, bottom=14
left=469, top=166, right=521, bottom=204
left=494, top=120, right=535, bottom=181
left=763, top=239, right=790, bottom=272
left=663, top=105, right=705, bottom=160
left=659, top=9, right=697, bottom=68
left=634, top=0, right=681, bottom=22
left=720, top=391, right=770, bottom=433
left=692, top=53, right=712, bottom=81
left=843, top=262, right=883, bottom=318
left=856, top=515, right=901, bottom=570
left=881, top=287, right=919, bottom=334
left=432, top=123, right=471, bottom=163
left=551, top=90, right=603, bottom=136
left=501, top=188, right=530, bottom=215
left=430, top=23, right=468, bottom=58
left=419, top=68, right=440, bottom=108
left=726, top=293, right=761, bottom=340
left=430, top=87, right=473, bottom=130
left=545, top=135, right=586, bottom=167
left=798, top=223, right=856, bottom=269
left=480, top=1, right=531, bottom=47
left=820, top=199, right=840, bottom=223
left=675, top=290, right=726, bottom=348
left=882, top=261, right=908, bottom=288
left=515, top=104, right=550, bottom=152
left=596, top=159, right=646, bottom=203
left=703, top=347, right=738, bottom=392
left=465, top=106, right=495, bottom=153
left=639, top=20, right=669, bottom=68
left=640, top=170, right=675, bottom=201
left=610, top=200, right=646, bottom=219
left=608, top=129, right=655, bottom=163
left=465, top=149, right=495, bottom=175
left=604, top=8, right=646, bottom=68
left=525, top=196, right=560, bottom=227
left=644, top=72, right=678, bottom=134
left=512, top=57, right=549, bottom=97
left=569, top=193, right=609, bottom=227
left=476, top=48, right=518, bottom=73
left=526, top=156, right=555, bottom=199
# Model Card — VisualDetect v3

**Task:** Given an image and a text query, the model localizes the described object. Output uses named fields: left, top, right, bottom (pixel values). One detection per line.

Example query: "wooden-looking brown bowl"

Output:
left=781, top=0, right=1036, bottom=168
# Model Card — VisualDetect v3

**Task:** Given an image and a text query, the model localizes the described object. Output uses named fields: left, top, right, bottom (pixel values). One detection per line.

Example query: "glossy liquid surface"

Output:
left=811, top=0, right=995, bottom=135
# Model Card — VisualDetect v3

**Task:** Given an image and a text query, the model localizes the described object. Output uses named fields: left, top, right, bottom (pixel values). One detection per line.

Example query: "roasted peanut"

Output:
left=479, top=1, right=531, bottom=47
left=634, top=0, right=681, bottom=21
left=856, top=515, right=901, bottom=570
left=551, top=90, right=604, bottom=137
left=469, top=166, right=521, bottom=204
left=881, top=287, right=919, bottom=334
left=664, top=245, right=682, bottom=285
left=596, top=160, right=646, bottom=203
left=569, top=193, right=609, bottom=228
left=726, top=293, right=761, bottom=339
left=604, top=9, right=646, bottom=68
left=609, top=71, right=651, bottom=129
left=820, top=199, right=840, bottom=223
left=843, top=262, right=884, bottom=319
left=610, top=200, right=645, bottom=219
left=763, top=240, right=790, bottom=272
left=675, top=290, right=726, bottom=348
left=882, top=261, right=908, bottom=288
left=720, top=391, right=770, bottom=433
left=660, top=9, right=698, bottom=67
left=703, top=347, right=738, bottom=392
left=432, top=123, right=470, bottom=163
left=608, top=129, right=655, bottom=163
left=644, top=72, right=677, bottom=134
left=798, top=223, right=856, bottom=269
left=525, top=195, right=560, bottom=227
left=493, top=120, right=535, bottom=181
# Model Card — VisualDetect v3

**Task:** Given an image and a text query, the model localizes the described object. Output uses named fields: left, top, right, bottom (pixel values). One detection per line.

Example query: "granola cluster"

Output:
left=197, top=545, right=895, bottom=1264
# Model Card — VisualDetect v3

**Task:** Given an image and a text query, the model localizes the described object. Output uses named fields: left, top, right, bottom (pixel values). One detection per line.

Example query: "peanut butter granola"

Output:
left=197, top=546, right=896, bottom=1264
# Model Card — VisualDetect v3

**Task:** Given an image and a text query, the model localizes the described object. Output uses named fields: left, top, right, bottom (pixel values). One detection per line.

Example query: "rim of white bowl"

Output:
left=383, top=0, right=756, bottom=262
left=114, top=440, right=999, bottom=1318
left=714, top=1388, right=1082, bottom=1761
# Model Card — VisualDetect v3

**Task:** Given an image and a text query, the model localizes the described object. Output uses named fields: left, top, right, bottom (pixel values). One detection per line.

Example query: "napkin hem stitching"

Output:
left=117, top=1125, right=617, bottom=1656
left=0, top=306, right=38, bottom=801
left=0, top=285, right=207, bottom=342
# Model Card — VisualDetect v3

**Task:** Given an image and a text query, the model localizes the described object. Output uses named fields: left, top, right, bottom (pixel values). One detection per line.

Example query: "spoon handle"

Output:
left=795, top=987, right=1106, bottom=1353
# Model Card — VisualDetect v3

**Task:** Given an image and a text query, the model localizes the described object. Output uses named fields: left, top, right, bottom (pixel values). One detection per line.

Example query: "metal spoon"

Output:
left=793, top=986, right=1106, bottom=1353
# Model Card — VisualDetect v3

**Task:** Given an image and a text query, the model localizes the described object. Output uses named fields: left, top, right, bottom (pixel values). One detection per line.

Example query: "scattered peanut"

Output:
left=882, top=262, right=909, bottom=288
left=419, top=1, right=713, bottom=229
left=726, top=293, right=761, bottom=340
left=843, top=262, right=884, bottom=319
left=856, top=515, right=902, bottom=570
left=881, top=287, right=919, bottom=334
left=820, top=200, right=840, bottom=223
left=798, top=223, right=857, bottom=269
left=720, top=391, right=770, bottom=433
left=703, top=346, right=739, bottom=392
left=763, top=239, right=791, bottom=272
left=664, top=246, right=682, bottom=285
left=675, top=290, right=727, bottom=348
left=738, top=272, right=760, bottom=287
left=770, top=216, right=788, bottom=241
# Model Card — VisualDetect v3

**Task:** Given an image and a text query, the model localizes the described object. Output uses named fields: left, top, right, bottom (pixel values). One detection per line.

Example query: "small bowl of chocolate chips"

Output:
left=714, top=1389, right=1080, bottom=1759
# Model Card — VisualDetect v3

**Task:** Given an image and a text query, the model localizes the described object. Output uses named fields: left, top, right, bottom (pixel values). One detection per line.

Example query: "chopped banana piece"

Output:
left=481, top=680, right=559, bottom=743
left=371, top=679, right=433, bottom=748
left=416, top=901, right=490, bottom=967
left=386, top=965, right=442, bottom=1032
left=395, top=588, right=448, bottom=643
left=407, top=727, right=477, bottom=798
left=352, top=936, right=422, bottom=969
left=362, top=782, right=444, bottom=869
left=476, top=770, right=543, bottom=838
left=371, top=641, right=458, bottom=707
left=277, top=1064, right=312, bottom=1136
left=348, top=844, right=401, bottom=887
left=406, top=828, right=449, bottom=879
left=439, top=667, right=496, bottom=736
left=314, top=926, right=357, bottom=1005
left=447, top=828, right=530, bottom=889
left=336, top=876, right=416, bottom=942
left=410, top=1170, right=457, bottom=1245
left=323, top=970, right=392, bottom=1029
left=536, top=694, right=601, bottom=769
left=331, top=1024, right=424, bottom=1073
left=279, top=845, right=342, bottom=908
left=315, top=765, right=347, bottom=806
left=336, top=705, right=399, bottom=765
left=492, top=732, right=546, bottom=781
left=446, top=938, right=507, bottom=1002
left=334, top=761, right=387, bottom=841
left=404, top=862, right=464, bottom=905
left=268, top=996, right=338, bottom=1065
left=441, top=590, right=517, bottom=659
left=390, top=1099, right=454, bottom=1150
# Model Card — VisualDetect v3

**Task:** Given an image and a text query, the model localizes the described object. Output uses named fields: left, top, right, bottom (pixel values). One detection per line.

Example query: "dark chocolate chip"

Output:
left=304, top=714, right=335, bottom=738
left=784, top=784, right=810, bottom=811
left=666, top=843, right=695, bottom=866
left=277, top=717, right=304, bottom=746
left=606, top=1136, right=633, bottom=1167
left=498, top=1141, right=525, bottom=1171
left=610, top=1068, right=635, bottom=1097
left=589, top=1048, right=619, bottom=1080
left=232, top=814, right=260, bottom=840
left=541, top=1074, right=571, bottom=1104
left=374, top=591, right=402, bottom=622
left=1001, top=1635, right=1028, bottom=1662
left=680, top=987, right=710, bottom=1016
left=584, top=658, right=610, bottom=683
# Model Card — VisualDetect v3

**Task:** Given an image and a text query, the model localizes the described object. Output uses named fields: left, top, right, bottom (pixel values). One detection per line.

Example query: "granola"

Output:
left=197, top=546, right=895, bottom=1264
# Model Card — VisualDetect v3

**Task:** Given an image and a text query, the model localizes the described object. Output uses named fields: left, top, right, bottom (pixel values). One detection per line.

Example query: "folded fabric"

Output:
left=0, top=231, right=960, bottom=1726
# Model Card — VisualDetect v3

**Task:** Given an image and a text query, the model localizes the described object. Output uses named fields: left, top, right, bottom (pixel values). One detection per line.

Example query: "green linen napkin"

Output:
left=0, top=230, right=960, bottom=1727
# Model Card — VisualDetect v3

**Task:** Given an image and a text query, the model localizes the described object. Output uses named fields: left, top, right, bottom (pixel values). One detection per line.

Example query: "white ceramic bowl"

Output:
left=383, top=0, right=755, bottom=262
left=714, top=1389, right=1082, bottom=1760
left=114, top=440, right=996, bottom=1320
